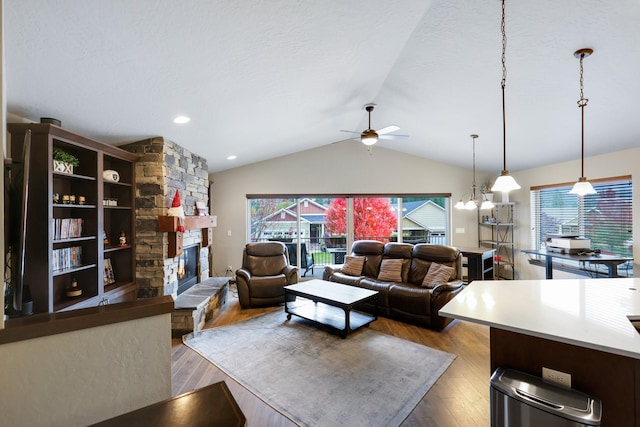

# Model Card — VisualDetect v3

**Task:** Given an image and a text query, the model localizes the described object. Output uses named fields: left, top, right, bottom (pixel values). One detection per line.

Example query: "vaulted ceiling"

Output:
left=5, top=0, right=640, bottom=173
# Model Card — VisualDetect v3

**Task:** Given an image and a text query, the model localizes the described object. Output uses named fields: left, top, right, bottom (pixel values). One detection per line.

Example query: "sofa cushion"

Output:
left=377, top=258, right=404, bottom=282
left=408, top=258, right=431, bottom=285
left=342, top=255, right=365, bottom=276
left=329, top=271, right=363, bottom=286
left=422, top=262, right=455, bottom=288
left=249, top=274, right=288, bottom=297
left=383, top=243, right=413, bottom=282
left=388, top=283, right=432, bottom=318
left=351, top=240, right=384, bottom=277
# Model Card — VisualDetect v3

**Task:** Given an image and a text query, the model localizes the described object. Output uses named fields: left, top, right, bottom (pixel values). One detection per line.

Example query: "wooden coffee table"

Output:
left=284, top=279, right=378, bottom=338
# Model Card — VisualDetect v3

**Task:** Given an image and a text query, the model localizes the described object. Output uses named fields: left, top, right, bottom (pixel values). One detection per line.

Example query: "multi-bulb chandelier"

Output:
left=455, top=134, right=495, bottom=211
left=491, top=0, right=521, bottom=194
left=568, top=48, right=597, bottom=196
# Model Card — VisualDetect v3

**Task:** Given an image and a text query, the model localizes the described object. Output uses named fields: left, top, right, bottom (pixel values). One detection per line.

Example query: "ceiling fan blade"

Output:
left=340, top=130, right=361, bottom=135
left=379, top=134, right=409, bottom=141
left=377, top=125, right=400, bottom=135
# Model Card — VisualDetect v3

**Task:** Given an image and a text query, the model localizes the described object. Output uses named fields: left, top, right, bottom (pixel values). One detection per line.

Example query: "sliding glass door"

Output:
left=247, top=195, right=450, bottom=274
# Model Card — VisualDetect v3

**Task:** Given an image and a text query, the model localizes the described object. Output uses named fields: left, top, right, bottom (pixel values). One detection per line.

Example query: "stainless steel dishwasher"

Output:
left=490, top=367, right=602, bottom=426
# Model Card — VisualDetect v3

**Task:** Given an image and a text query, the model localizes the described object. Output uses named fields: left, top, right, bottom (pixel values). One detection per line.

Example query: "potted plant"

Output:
left=53, top=149, right=79, bottom=174
left=480, top=178, right=494, bottom=202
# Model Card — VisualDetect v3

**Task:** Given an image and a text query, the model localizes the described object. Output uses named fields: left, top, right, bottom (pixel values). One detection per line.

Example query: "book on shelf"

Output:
left=52, top=246, right=82, bottom=271
left=104, top=258, right=116, bottom=285
left=53, top=218, right=84, bottom=240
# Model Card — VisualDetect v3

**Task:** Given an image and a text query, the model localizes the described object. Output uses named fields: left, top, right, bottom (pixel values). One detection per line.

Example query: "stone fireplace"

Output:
left=123, top=137, right=210, bottom=298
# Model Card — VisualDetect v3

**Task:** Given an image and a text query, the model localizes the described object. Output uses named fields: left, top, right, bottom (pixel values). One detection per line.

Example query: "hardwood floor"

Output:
left=171, top=286, right=491, bottom=426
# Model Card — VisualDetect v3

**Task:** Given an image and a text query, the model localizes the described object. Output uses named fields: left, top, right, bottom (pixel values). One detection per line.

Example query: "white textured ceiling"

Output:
left=5, top=0, right=640, bottom=173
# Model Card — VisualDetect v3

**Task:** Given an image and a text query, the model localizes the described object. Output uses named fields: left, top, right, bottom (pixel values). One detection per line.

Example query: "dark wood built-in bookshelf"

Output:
left=8, top=123, right=139, bottom=313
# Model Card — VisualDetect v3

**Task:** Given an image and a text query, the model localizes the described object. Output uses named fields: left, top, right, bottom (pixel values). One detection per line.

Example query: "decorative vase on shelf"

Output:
left=53, top=149, right=79, bottom=174
left=53, top=159, right=73, bottom=174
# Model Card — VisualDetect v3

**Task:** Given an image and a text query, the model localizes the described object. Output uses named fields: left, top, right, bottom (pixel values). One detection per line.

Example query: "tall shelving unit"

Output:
left=8, top=123, right=138, bottom=313
left=479, top=202, right=515, bottom=280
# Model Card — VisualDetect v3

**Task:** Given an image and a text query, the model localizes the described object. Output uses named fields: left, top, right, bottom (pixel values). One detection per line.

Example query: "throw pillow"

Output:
left=422, top=262, right=455, bottom=288
left=377, top=258, right=404, bottom=282
left=341, top=255, right=365, bottom=276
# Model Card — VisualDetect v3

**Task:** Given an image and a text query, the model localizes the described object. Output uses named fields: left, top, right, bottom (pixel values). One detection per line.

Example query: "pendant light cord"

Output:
left=578, top=53, right=589, bottom=178
left=471, top=134, right=478, bottom=200
left=500, top=0, right=507, bottom=172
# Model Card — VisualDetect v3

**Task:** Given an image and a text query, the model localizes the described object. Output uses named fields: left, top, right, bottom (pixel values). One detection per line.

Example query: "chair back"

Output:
left=285, top=243, right=313, bottom=269
left=243, top=242, right=289, bottom=276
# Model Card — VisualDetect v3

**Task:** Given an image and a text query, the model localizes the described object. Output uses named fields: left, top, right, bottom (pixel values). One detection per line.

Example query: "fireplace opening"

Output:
left=177, top=245, right=199, bottom=295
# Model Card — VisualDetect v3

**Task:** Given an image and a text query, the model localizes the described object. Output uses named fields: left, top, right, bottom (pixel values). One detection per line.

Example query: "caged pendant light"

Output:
left=491, top=0, right=521, bottom=194
left=568, top=48, right=597, bottom=196
left=455, top=134, right=495, bottom=210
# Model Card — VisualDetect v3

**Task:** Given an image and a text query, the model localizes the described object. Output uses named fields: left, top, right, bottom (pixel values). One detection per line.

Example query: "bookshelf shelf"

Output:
left=479, top=202, right=516, bottom=280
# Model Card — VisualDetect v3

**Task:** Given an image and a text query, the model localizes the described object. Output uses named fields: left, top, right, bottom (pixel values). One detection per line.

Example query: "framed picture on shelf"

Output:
left=104, top=258, right=116, bottom=285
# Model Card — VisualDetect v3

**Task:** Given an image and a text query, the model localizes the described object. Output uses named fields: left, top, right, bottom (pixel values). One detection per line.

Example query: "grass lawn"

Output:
left=311, top=251, right=332, bottom=264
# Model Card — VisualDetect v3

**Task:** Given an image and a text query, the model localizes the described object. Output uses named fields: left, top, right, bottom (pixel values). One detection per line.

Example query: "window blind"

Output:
left=531, top=177, right=633, bottom=258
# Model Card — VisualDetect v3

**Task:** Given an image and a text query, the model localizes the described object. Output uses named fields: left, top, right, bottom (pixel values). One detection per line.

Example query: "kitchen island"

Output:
left=440, top=278, right=640, bottom=426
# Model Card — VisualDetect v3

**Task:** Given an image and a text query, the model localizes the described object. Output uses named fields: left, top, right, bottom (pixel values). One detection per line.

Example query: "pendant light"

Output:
left=455, top=134, right=495, bottom=210
left=568, top=48, right=597, bottom=196
left=491, top=0, right=521, bottom=194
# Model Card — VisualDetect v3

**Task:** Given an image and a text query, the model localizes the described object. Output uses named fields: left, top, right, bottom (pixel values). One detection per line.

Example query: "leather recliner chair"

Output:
left=235, top=242, right=298, bottom=308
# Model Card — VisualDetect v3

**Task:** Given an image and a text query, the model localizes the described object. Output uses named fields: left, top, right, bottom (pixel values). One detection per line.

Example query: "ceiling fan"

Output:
left=341, top=103, right=409, bottom=146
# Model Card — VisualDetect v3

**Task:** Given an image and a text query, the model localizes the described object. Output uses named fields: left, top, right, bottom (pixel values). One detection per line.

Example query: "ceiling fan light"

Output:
left=569, top=178, right=597, bottom=196
left=492, top=172, right=521, bottom=193
left=361, top=129, right=378, bottom=145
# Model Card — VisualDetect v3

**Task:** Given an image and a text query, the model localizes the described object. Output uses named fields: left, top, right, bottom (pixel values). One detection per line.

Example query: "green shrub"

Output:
left=53, top=149, right=79, bottom=166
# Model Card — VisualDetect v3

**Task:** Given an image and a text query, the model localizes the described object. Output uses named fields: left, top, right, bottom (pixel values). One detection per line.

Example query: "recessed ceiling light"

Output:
left=173, top=115, right=191, bottom=124
left=227, top=155, right=237, bottom=160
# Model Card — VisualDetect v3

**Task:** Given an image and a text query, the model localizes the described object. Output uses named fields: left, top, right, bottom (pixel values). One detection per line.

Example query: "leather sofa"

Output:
left=323, top=240, right=463, bottom=330
left=236, top=242, right=298, bottom=308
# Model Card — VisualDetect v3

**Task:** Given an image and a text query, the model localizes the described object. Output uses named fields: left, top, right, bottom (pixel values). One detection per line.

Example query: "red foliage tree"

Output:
left=325, top=198, right=397, bottom=241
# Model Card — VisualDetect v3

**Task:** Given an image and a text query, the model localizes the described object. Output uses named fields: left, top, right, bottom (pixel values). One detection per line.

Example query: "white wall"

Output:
left=0, top=314, right=172, bottom=427
left=505, top=147, right=640, bottom=280
left=210, top=141, right=484, bottom=275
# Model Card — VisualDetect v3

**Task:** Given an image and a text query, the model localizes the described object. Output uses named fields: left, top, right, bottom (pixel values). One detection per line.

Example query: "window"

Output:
left=247, top=195, right=450, bottom=269
left=530, top=176, right=633, bottom=275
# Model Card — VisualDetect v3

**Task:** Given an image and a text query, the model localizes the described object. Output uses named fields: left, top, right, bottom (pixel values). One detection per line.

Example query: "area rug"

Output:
left=183, top=311, right=456, bottom=427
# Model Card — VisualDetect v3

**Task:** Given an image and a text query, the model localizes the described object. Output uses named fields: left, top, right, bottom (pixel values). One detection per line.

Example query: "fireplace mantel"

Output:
left=158, top=215, right=217, bottom=258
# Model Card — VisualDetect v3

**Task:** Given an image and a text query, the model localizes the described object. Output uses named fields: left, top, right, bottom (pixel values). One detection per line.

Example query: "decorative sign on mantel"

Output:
left=157, top=215, right=217, bottom=258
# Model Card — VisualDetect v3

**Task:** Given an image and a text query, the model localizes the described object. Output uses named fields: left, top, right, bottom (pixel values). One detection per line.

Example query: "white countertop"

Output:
left=439, top=278, right=640, bottom=359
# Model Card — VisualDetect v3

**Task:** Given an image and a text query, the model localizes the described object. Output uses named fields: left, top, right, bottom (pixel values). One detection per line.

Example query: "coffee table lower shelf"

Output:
left=285, top=299, right=375, bottom=338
